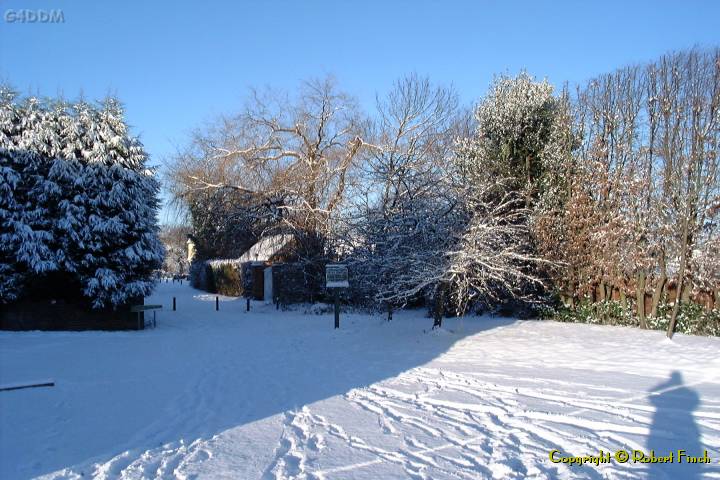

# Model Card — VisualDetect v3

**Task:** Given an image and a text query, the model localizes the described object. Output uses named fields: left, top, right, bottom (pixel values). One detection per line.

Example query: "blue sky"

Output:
left=2, top=0, right=719, bottom=223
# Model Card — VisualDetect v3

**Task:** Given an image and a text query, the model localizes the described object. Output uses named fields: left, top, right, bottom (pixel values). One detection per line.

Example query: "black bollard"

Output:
left=173, top=296, right=176, bottom=311
left=246, top=297, right=250, bottom=312
left=216, top=296, right=219, bottom=311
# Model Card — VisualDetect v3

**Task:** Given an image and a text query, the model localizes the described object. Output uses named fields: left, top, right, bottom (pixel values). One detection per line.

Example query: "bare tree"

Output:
left=159, top=225, right=191, bottom=276
left=168, top=76, right=373, bottom=271
left=548, top=48, right=720, bottom=335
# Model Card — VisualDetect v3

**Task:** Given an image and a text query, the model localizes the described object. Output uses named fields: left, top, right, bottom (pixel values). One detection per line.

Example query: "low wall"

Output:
left=0, top=298, right=143, bottom=331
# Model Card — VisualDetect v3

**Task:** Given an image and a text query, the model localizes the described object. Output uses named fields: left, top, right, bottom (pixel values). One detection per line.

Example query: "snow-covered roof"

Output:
left=206, top=234, right=294, bottom=267
left=237, top=234, right=294, bottom=263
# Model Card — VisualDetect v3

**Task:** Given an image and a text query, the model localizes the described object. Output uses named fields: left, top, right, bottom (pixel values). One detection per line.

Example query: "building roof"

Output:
left=237, top=234, right=294, bottom=263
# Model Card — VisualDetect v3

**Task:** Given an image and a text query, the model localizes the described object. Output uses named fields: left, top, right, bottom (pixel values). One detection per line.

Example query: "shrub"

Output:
left=213, top=263, right=242, bottom=296
left=189, top=261, right=204, bottom=290
left=189, top=260, right=217, bottom=293
left=649, top=302, right=720, bottom=337
left=542, top=299, right=720, bottom=337
left=205, top=263, right=217, bottom=293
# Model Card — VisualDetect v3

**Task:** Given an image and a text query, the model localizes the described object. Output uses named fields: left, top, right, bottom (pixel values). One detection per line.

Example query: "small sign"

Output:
left=326, top=264, right=349, bottom=288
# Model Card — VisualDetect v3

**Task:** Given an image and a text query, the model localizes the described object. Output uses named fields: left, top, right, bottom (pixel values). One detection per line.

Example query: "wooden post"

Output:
left=173, top=297, right=176, bottom=311
left=246, top=297, right=250, bottom=312
left=216, top=296, right=219, bottom=311
left=387, top=304, right=393, bottom=322
left=334, top=290, right=340, bottom=329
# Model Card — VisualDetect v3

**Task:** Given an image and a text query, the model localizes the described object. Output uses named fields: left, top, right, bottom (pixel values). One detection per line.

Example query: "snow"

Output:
left=209, top=234, right=294, bottom=266
left=1, top=282, right=719, bottom=480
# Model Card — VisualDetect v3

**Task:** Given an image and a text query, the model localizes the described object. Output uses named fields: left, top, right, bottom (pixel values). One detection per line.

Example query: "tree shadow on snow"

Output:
left=645, top=371, right=709, bottom=480
left=0, top=282, right=521, bottom=479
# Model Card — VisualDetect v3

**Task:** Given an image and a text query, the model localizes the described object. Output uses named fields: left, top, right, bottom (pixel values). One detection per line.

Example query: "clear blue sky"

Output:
left=2, top=0, right=719, bottom=224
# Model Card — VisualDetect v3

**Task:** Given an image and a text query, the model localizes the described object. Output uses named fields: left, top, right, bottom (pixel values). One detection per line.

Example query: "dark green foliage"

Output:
left=0, top=90, right=163, bottom=309
left=189, top=260, right=215, bottom=292
left=204, top=263, right=217, bottom=294
left=213, top=264, right=242, bottom=296
left=542, top=300, right=720, bottom=337
left=189, top=260, right=244, bottom=297
left=188, top=261, right=202, bottom=289
left=650, top=303, right=720, bottom=337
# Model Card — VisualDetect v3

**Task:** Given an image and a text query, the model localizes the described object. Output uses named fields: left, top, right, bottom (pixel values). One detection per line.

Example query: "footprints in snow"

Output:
left=265, top=408, right=327, bottom=480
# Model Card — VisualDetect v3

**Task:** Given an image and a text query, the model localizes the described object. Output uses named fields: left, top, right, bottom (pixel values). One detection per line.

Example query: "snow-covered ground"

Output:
left=1, top=282, right=719, bottom=480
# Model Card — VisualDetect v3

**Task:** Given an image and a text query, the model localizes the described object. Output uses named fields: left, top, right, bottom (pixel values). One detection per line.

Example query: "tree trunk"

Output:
left=668, top=214, right=691, bottom=339
left=568, top=279, right=576, bottom=310
left=525, top=154, right=532, bottom=208
left=432, top=285, right=445, bottom=329
left=715, top=289, right=720, bottom=311
left=650, top=273, right=667, bottom=318
left=560, top=293, right=568, bottom=307
left=636, top=271, right=648, bottom=329
left=598, top=281, right=610, bottom=324
left=681, top=281, right=692, bottom=303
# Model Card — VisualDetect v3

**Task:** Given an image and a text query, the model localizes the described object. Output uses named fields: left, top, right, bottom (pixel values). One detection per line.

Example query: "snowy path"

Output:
left=1, top=282, right=719, bottom=479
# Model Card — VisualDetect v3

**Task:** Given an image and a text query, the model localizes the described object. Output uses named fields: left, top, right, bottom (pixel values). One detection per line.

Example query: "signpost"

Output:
left=326, top=264, right=349, bottom=328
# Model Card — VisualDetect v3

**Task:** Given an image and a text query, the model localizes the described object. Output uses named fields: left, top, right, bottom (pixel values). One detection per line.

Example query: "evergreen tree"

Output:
left=0, top=87, right=25, bottom=302
left=0, top=89, right=164, bottom=309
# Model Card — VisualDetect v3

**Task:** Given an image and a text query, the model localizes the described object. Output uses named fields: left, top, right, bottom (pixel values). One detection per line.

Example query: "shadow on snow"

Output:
left=0, top=282, right=515, bottom=478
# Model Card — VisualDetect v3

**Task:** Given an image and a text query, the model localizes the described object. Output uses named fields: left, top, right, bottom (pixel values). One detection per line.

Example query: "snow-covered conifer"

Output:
left=0, top=90, right=163, bottom=309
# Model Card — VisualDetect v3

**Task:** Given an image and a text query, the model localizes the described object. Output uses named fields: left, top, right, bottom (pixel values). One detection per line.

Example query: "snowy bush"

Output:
left=212, top=263, right=243, bottom=296
left=650, top=303, right=720, bottom=337
left=189, top=259, right=245, bottom=296
left=543, top=300, right=720, bottom=337
left=0, top=88, right=163, bottom=309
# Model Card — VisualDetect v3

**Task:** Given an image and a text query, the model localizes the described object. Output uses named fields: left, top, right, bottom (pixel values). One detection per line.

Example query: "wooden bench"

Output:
left=130, top=304, right=162, bottom=329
